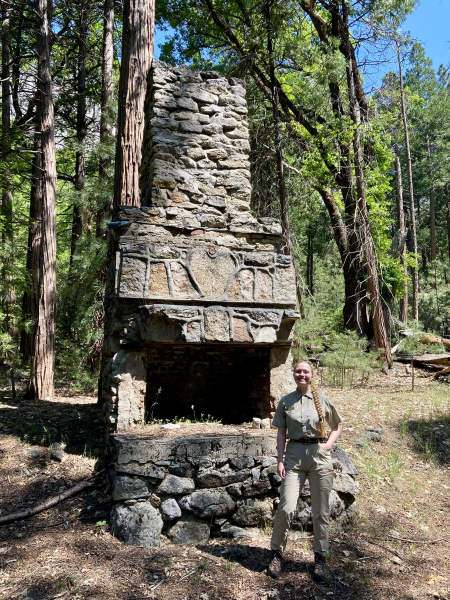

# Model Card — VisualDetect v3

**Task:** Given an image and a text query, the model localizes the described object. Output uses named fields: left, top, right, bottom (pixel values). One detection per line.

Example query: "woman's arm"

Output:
left=277, top=428, right=287, bottom=478
left=320, top=423, right=341, bottom=451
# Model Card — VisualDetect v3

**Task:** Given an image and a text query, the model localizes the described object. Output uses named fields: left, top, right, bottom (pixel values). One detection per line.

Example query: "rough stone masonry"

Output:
left=100, top=59, right=358, bottom=546
left=109, top=434, right=359, bottom=547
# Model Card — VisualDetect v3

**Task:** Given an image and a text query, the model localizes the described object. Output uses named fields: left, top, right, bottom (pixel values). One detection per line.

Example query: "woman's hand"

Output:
left=277, top=461, right=286, bottom=479
left=318, top=442, right=332, bottom=451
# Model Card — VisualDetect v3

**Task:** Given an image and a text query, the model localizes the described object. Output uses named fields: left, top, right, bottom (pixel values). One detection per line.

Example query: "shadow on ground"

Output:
left=0, top=391, right=104, bottom=458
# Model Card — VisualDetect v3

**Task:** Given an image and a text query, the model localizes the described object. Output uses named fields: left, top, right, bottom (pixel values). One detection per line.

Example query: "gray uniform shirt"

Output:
left=272, top=389, right=342, bottom=439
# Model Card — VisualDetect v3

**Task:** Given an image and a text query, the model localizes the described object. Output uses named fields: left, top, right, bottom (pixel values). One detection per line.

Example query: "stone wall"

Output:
left=109, top=434, right=359, bottom=547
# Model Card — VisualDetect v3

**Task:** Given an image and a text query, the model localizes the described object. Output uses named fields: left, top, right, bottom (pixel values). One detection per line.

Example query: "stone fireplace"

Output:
left=101, top=60, right=359, bottom=547
left=100, top=59, right=300, bottom=434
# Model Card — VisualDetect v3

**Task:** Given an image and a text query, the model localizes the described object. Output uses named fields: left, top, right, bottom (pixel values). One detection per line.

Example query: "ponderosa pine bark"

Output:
left=96, top=0, right=114, bottom=237
left=70, top=2, right=87, bottom=264
left=397, top=41, right=419, bottom=321
left=112, top=0, right=154, bottom=216
left=26, top=0, right=57, bottom=399
left=395, top=156, right=408, bottom=325
left=21, top=134, right=43, bottom=363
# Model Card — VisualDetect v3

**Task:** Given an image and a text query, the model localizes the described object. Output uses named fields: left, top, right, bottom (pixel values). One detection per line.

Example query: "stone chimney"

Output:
left=100, top=60, right=299, bottom=435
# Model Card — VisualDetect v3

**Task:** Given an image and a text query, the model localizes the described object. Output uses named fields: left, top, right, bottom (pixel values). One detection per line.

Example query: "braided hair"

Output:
left=294, top=361, right=328, bottom=439
left=311, top=383, right=328, bottom=439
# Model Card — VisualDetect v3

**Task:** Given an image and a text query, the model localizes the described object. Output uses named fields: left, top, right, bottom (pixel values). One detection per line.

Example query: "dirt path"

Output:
left=1, top=370, right=449, bottom=599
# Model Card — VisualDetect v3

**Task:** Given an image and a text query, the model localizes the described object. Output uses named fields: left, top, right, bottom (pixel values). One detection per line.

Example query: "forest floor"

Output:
left=1, top=367, right=450, bottom=600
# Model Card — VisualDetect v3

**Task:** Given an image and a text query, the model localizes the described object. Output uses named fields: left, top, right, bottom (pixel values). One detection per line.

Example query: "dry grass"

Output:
left=0, top=368, right=450, bottom=599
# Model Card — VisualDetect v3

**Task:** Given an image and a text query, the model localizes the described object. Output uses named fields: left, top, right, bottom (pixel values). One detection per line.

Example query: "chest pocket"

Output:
left=283, top=402, right=307, bottom=427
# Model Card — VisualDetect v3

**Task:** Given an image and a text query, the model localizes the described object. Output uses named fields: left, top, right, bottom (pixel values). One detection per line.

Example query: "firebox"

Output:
left=99, top=60, right=300, bottom=436
left=144, top=345, right=271, bottom=424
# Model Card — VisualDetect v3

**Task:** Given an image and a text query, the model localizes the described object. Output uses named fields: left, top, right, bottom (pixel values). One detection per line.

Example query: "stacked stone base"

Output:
left=109, top=434, right=359, bottom=547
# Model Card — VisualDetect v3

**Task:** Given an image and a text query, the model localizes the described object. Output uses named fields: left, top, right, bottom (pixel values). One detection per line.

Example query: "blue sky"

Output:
left=154, top=0, right=450, bottom=81
left=403, top=0, right=450, bottom=71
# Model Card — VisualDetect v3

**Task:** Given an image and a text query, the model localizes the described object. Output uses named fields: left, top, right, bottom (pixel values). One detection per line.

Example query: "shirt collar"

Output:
left=296, top=389, right=313, bottom=399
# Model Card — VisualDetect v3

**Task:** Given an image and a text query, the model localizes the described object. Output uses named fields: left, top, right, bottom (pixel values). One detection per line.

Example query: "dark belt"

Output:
left=289, top=438, right=325, bottom=444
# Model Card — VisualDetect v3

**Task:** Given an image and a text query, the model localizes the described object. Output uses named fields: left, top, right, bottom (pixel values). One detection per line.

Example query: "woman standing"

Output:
left=267, top=361, right=342, bottom=580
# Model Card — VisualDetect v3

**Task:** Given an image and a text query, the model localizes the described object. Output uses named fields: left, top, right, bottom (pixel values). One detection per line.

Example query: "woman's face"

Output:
left=294, top=362, right=313, bottom=388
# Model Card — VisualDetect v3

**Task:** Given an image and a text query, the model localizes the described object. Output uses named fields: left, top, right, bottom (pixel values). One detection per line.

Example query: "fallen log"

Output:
left=0, top=480, right=95, bottom=526
left=419, top=334, right=450, bottom=350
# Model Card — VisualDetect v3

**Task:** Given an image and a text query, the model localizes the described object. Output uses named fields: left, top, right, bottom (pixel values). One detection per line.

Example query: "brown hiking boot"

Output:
left=267, top=550, right=282, bottom=578
left=313, top=552, right=327, bottom=581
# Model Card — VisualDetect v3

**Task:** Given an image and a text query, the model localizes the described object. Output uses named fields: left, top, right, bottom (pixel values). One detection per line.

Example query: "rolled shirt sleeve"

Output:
left=322, top=395, right=343, bottom=429
left=271, top=398, right=287, bottom=429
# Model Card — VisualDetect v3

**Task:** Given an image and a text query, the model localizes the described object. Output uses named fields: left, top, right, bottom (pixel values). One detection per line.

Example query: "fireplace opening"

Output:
left=144, top=345, right=272, bottom=424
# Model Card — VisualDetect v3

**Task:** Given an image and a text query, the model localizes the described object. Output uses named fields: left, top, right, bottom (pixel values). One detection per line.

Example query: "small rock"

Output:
left=354, top=439, right=364, bottom=448
left=187, top=489, right=236, bottom=518
left=221, top=524, right=257, bottom=538
left=168, top=462, right=195, bottom=478
left=162, top=424, right=180, bottom=430
left=150, top=494, right=161, bottom=508
left=157, top=475, right=195, bottom=495
left=168, top=516, right=210, bottom=544
left=26, top=448, right=43, bottom=460
left=111, top=501, right=163, bottom=548
left=367, top=427, right=384, bottom=435
left=251, top=467, right=261, bottom=483
left=390, top=556, right=402, bottom=565
left=252, top=418, right=261, bottom=429
left=232, top=498, right=273, bottom=526
left=230, top=457, right=254, bottom=470
left=364, top=431, right=381, bottom=442
left=260, top=418, right=270, bottom=429
left=22, top=467, right=32, bottom=477
left=161, top=498, right=182, bottom=521
left=261, top=457, right=277, bottom=468
left=50, top=449, right=66, bottom=462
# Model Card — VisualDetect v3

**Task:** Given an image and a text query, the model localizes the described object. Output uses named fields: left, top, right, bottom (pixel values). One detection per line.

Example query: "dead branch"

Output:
left=0, top=480, right=95, bottom=525
left=387, top=534, right=450, bottom=544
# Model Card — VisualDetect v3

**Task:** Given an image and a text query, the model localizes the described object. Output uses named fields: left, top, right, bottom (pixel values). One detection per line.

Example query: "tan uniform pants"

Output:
left=270, top=441, right=334, bottom=557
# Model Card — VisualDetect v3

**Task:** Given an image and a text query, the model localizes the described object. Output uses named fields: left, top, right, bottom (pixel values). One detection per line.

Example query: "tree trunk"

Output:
left=2, top=7, right=15, bottom=334
left=112, top=0, right=155, bottom=216
left=306, top=229, right=312, bottom=295
left=397, top=41, right=419, bottom=321
left=395, top=156, right=408, bottom=325
left=447, top=201, right=450, bottom=265
left=26, top=0, right=57, bottom=399
left=426, top=135, right=436, bottom=262
left=96, top=0, right=115, bottom=237
left=21, top=134, right=43, bottom=362
left=70, top=3, right=87, bottom=265
left=346, top=13, right=391, bottom=365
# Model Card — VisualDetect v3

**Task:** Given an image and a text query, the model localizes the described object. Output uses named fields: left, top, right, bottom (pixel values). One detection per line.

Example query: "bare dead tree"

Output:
left=395, top=156, right=408, bottom=325
left=397, top=40, right=419, bottom=321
